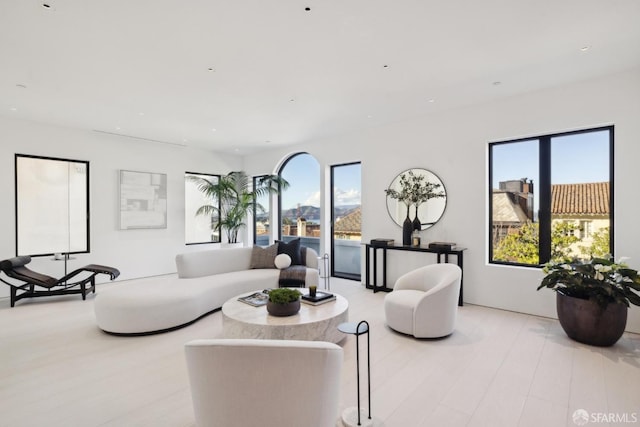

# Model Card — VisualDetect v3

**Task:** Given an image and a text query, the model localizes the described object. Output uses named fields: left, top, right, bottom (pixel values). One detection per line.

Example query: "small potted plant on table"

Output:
left=266, top=288, right=302, bottom=317
left=538, top=256, right=640, bottom=346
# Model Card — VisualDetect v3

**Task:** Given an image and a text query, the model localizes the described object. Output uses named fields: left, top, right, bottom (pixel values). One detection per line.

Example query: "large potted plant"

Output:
left=190, top=171, right=288, bottom=244
left=538, top=256, right=640, bottom=346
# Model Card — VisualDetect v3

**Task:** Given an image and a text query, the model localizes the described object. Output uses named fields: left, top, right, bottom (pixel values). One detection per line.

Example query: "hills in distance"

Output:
left=256, top=204, right=359, bottom=223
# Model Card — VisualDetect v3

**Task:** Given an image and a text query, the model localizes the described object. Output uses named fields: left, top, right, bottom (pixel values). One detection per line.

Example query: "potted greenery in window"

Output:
left=266, top=288, right=302, bottom=317
left=538, top=256, right=640, bottom=346
left=189, top=171, right=288, bottom=244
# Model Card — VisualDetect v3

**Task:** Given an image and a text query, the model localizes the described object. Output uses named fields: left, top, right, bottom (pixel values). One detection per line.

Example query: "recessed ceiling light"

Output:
left=265, top=140, right=271, bottom=144
left=289, top=98, right=295, bottom=102
left=428, top=99, right=435, bottom=103
left=211, top=128, right=217, bottom=132
left=580, top=46, right=591, bottom=52
left=305, top=7, right=311, bottom=11
left=41, top=3, right=53, bottom=10
left=207, top=67, right=215, bottom=72
left=16, top=84, right=27, bottom=89
left=10, top=107, right=17, bottom=111
left=383, top=64, right=389, bottom=69
left=492, top=81, right=502, bottom=86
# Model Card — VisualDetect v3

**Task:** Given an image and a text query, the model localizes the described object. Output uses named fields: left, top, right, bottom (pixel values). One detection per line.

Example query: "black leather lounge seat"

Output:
left=0, top=256, right=120, bottom=307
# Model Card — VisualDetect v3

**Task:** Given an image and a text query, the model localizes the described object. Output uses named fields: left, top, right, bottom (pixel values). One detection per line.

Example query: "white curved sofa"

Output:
left=94, top=246, right=319, bottom=335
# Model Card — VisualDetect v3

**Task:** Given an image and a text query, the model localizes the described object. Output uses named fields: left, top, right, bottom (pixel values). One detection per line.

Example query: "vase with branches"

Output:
left=385, top=170, right=445, bottom=245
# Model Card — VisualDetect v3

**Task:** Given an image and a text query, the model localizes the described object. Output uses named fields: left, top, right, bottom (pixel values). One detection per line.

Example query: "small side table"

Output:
left=338, top=321, right=379, bottom=427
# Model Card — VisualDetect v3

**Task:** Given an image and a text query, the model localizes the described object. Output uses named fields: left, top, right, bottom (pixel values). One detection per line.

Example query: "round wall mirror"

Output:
left=385, top=168, right=447, bottom=229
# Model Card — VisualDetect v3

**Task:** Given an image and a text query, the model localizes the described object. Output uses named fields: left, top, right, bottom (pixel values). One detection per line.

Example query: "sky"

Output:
left=491, top=129, right=610, bottom=189
left=280, top=154, right=361, bottom=209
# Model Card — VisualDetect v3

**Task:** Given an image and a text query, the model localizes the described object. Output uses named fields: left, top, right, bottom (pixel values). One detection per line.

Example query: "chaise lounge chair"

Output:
left=0, top=256, right=120, bottom=307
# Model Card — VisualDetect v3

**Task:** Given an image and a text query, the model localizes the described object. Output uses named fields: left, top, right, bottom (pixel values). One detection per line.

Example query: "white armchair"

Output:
left=384, top=263, right=462, bottom=338
left=184, top=339, right=343, bottom=427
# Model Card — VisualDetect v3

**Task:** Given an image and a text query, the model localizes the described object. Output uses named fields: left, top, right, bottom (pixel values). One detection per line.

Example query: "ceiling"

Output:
left=1, top=1, right=639, bottom=155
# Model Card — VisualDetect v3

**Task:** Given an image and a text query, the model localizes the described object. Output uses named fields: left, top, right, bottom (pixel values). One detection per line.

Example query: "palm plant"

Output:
left=189, top=171, right=288, bottom=244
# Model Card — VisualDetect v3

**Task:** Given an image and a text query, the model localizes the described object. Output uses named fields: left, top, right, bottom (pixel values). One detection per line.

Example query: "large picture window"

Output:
left=489, top=126, right=613, bottom=266
left=15, top=154, right=90, bottom=257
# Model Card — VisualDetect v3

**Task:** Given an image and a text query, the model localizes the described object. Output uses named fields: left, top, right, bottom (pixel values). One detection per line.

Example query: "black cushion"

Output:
left=0, top=256, right=31, bottom=271
left=276, top=238, right=302, bottom=265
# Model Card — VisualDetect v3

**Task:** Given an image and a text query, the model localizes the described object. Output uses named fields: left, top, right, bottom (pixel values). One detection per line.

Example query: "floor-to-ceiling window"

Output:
left=331, top=162, right=361, bottom=280
left=278, top=153, right=321, bottom=255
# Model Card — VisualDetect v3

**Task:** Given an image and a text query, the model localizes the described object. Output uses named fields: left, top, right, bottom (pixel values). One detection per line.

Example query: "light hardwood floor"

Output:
left=1, top=278, right=639, bottom=427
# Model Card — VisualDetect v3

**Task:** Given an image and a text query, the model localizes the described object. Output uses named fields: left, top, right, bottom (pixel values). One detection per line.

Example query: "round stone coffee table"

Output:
left=222, top=291, right=349, bottom=343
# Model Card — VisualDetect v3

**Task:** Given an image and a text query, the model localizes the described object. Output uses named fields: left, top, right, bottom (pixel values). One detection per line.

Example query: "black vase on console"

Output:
left=402, top=206, right=412, bottom=246
left=412, top=205, right=421, bottom=232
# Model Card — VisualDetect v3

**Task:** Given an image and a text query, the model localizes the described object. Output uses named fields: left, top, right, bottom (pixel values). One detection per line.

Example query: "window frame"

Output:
left=253, top=174, right=270, bottom=246
left=277, top=152, right=319, bottom=242
left=330, top=161, right=362, bottom=281
left=15, top=153, right=90, bottom=257
left=488, top=125, right=614, bottom=267
left=184, top=171, right=221, bottom=245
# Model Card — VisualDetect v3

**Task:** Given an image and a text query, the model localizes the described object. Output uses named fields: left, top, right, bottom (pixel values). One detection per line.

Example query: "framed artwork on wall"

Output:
left=119, top=170, right=167, bottom=229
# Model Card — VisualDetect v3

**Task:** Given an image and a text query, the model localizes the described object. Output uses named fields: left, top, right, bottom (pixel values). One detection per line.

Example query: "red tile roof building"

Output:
left=551, top=182, right=609, bottom=215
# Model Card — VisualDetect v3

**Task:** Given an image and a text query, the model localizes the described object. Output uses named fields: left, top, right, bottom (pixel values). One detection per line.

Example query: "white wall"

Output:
left=244, top=68, right=640, bottom=333
left=0, top=117, right=242, bottom=297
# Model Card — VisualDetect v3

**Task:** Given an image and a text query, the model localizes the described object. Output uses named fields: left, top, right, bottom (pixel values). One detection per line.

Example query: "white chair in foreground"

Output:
left=184, top=339, right=343, bottom=427
left=384, top=263, right=462, bottom=338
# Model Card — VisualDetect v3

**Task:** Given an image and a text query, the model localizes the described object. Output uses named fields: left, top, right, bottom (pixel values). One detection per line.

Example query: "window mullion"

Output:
left=539, top=137, right=552, bottom=264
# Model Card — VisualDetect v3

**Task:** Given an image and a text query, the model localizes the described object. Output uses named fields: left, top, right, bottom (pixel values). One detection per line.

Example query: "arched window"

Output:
left=278, top=153, right=321, bottom=255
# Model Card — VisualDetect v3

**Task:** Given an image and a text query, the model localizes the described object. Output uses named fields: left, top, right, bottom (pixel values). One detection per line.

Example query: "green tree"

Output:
left=550, top=221, right=580, bottom=263
left=580, top=226, right=610, bottom=258
left=493, top=221, right=540, bottom=264
left=493, top=221, right=580, bottom=264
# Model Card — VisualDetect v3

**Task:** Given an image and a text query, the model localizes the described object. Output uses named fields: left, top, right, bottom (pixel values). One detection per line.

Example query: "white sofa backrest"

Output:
left=176, top=247, right=253, bottom=278
left=176, top=246, right=320, bottom=279
left=185, top=338, right=343, bottom=427
left=303, top=247, right=319, bottom=269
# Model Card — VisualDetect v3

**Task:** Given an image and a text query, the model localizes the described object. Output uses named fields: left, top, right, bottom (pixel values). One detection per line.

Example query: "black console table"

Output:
left=364, top=244, right=466, bottom=306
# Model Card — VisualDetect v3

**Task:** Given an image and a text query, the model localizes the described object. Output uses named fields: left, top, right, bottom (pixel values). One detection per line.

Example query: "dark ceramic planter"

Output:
left=267, top=299, right=301, bottom=317
left=556, top=291, right=627, bottom=347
